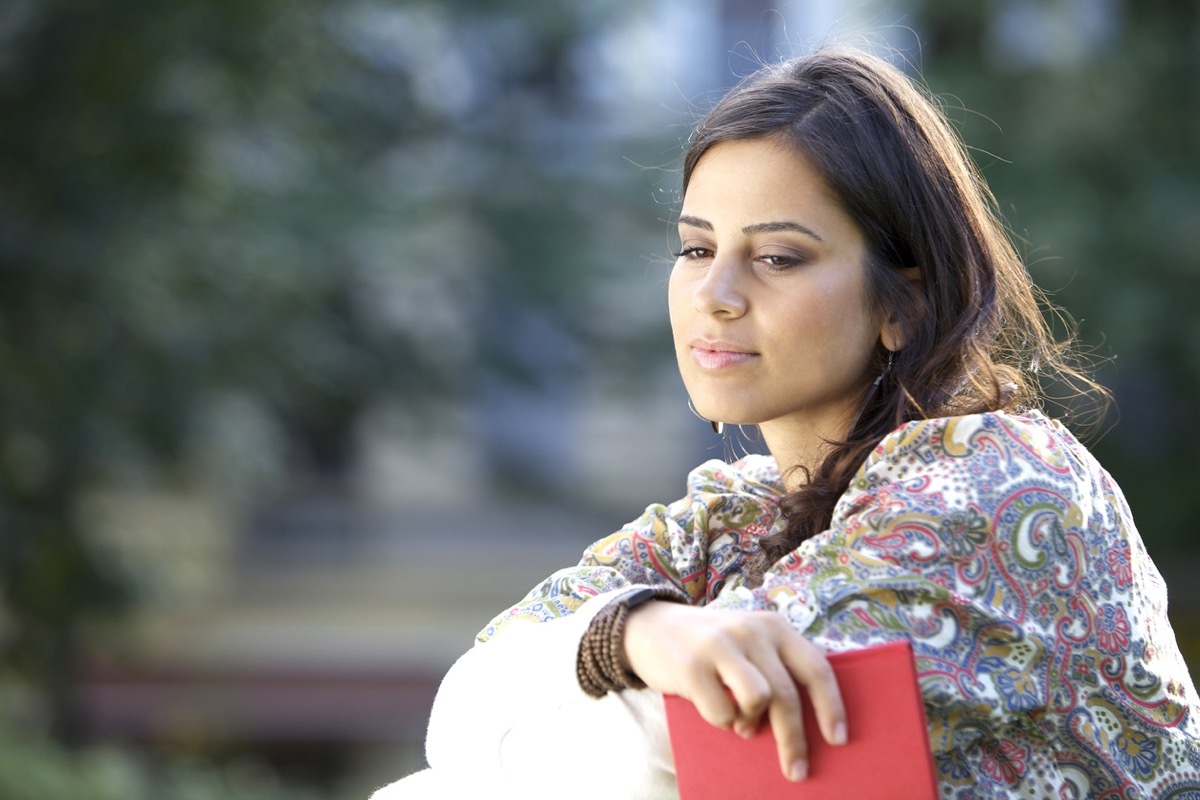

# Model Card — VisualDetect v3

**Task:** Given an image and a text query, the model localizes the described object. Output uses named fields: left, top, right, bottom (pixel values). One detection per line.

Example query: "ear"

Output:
left=880, top=266, right=921, bottom=352
left=880, top=320, right=905, bottom=353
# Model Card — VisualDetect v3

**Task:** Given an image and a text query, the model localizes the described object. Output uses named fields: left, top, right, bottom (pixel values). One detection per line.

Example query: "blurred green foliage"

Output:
left=0, top=0, right=663, bottom=743
left=0, top=0, right=410, bottom=741
left=0, top=719, right=330, bottom=800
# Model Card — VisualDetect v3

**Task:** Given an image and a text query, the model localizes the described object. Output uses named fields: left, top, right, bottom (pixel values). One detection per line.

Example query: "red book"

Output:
left=664, top=640, right=937, bottom=799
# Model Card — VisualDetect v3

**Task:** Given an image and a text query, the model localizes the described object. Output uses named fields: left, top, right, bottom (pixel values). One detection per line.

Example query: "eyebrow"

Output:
left=677, top=214, right=824, bottom=242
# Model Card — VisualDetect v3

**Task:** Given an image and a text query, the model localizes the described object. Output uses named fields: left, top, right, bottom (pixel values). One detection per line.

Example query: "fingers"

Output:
left=711, top=624, right=843, bottom=784
left=739, top=620, right=847, bottom=783
left=626, top=604, right=848, bottom=785
left=714, top=658, right=773, bottom=738
left=681, top=663, right=740, bottom=732
left=764, top=677, right=808, bottom=781
left=779, top=635, right=847, bottom=748
left=674, top=636, right=781, bottom=738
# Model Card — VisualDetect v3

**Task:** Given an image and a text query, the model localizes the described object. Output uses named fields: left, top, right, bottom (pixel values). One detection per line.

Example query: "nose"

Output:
left=692, top=255, right=747, bottom=317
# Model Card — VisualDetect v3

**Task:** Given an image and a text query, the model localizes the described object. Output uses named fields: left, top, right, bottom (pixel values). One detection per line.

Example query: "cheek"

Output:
left=666, top=269, right=688, bottom=336
left=799, top=275, right=878, bottom=352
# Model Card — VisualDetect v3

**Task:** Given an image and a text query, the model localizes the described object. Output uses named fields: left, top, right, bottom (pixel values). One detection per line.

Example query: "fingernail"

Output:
left=831, top=721, right=847, bottom=746
left=789, top=760, right=807, bottom=782
left=735, top=723, right=753, bottom=740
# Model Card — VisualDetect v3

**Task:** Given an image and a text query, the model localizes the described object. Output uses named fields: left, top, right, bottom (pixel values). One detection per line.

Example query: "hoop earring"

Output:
left=687, top=399, right=725, bottom=435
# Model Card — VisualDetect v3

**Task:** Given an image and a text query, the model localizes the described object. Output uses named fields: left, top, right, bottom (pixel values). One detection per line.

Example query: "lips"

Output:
left=689, top=339, right=758, bottom=370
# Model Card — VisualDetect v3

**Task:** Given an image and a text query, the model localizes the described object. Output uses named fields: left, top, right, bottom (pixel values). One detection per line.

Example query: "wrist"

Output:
left=576, top=586, right=686, bottom=698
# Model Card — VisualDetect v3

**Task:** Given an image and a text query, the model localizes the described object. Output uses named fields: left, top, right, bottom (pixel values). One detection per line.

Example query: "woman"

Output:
left=375, top=46, right=1200, bottom=798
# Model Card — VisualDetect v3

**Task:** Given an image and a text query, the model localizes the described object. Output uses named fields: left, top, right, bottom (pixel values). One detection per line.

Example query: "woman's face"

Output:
left=669, top=135, right=885, bottom=453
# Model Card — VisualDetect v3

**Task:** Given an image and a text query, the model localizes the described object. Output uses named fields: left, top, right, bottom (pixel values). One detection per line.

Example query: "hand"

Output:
left=622, top=601, right=846, bottom=782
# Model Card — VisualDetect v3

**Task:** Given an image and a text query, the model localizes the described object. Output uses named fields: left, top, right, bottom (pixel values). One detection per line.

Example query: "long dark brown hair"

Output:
left=680, top=47, right=1107, bottom=586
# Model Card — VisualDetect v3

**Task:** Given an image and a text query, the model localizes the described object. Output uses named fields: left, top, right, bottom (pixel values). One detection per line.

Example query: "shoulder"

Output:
left=582, top=454, right=783, bottom=603
left=683, top=453, right=783, bottom=502
left=633, top=452, right=783, bottom=539
left=594, top=455, right=781, bottom=545
left=835, top=409, right=1109, bottom=529
left=864, top=409, right=1086, bottom=479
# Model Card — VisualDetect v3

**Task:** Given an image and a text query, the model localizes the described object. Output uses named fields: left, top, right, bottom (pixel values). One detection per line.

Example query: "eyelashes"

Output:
left=759, top=254, right=807, bottom=270
left=672, top=246, right=808, bottom=272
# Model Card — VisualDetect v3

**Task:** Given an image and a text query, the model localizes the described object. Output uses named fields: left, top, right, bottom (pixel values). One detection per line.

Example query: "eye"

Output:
left=758, top=253, right=806, bottom=271
left=673, top=246, right=713, bottom=261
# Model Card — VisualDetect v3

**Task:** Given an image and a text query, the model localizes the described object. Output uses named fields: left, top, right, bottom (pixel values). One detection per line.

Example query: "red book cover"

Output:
left=664, top=640, right=937, bottom=800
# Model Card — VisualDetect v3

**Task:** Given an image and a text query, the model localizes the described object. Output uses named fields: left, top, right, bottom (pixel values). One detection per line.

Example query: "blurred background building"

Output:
left=1, top=1, right=1197, bottom=798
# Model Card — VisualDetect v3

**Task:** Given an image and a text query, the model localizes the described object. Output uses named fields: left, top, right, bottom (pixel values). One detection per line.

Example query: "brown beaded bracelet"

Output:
left=577, top=586, right=687, bottom=698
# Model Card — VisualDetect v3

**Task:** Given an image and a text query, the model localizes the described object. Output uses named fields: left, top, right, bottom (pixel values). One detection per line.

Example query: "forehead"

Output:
left=681, top=136, right=857, bottom=236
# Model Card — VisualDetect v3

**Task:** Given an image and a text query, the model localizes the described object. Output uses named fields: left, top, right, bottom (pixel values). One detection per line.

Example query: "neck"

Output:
left=760, top=417, right=846, bottom=493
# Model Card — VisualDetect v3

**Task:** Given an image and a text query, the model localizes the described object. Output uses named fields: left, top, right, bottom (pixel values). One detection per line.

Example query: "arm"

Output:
left=422, top=588, right=681, bottom=799
left=476, top=455, right=780, bottom=642
left=418, top=585, right=845, bottom=798
left=393, top=413, right=1035, bottom=797
left=400, top=419, right=986, bottom=794
left=405, top=454, right=831, bottom=795
left=391, top=413, right=1196, bottom=799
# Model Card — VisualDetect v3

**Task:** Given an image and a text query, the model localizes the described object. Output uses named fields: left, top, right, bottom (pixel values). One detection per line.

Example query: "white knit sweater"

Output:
left=369, top=588, right=679, bottom=799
